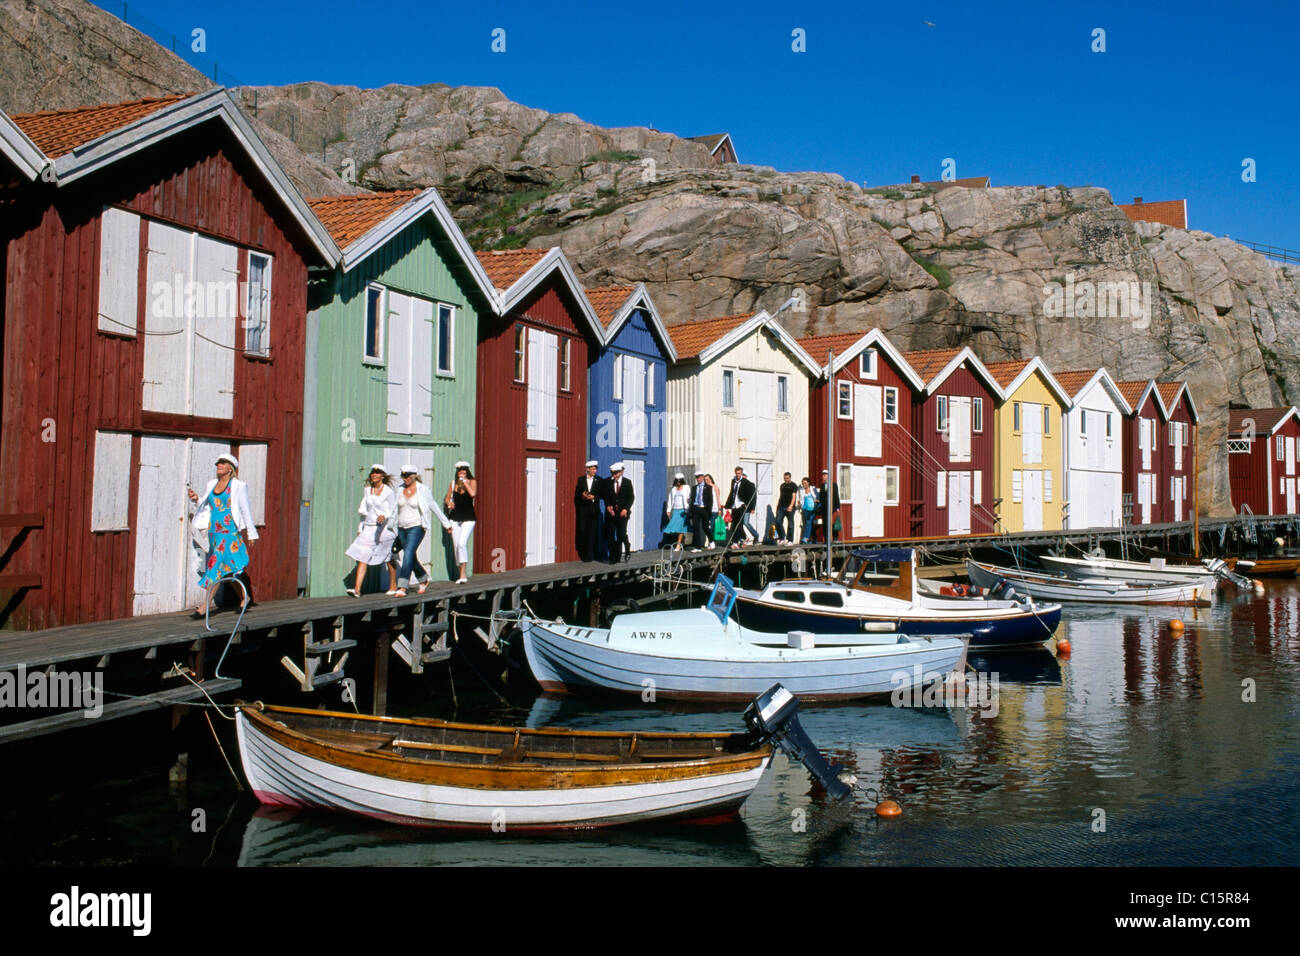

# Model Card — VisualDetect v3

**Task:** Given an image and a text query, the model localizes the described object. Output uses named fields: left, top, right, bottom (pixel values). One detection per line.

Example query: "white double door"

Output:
left=524, top=457, right=557, bottom=566
left=133, top=436, right=230, bottom=615
left=738, top=372, right=775, bottom=457
left=851, top=465, right=887, bottom=538
left=947, top=471, right=971, bottom=535
left=1137, top=473, right=1154, bottom=524
left=1022, top=470, right=1044, bottom=532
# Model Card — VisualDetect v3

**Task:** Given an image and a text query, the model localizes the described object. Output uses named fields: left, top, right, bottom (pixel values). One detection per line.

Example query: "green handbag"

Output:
left=832, top=515, right=842, bottom=534
left=713, top=515, right=728, bottom=541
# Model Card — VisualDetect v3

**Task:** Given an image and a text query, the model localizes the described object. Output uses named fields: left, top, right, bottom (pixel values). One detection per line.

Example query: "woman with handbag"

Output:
left=663, top=473, right=690, bottom=552
left=188, top=453, right=257, bottom=617
left=345, top=464, right=397, bottom=597
left=444, top=461, right=477, bottom=584
left=799, top=477, right=819, bottom=544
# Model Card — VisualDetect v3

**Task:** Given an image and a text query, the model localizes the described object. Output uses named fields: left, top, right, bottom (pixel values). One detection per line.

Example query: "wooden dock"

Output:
left=0, top=512, right=1293, bottom=744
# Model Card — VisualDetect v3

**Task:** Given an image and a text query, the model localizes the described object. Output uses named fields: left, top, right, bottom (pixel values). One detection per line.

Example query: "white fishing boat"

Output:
left=1039, top=553, right=1217, bottom=586
left=520, top=576, right=968, bottom=701
left=966, top=560, right=1212, bottom=606
left=235, top=684, right=851, bottom=830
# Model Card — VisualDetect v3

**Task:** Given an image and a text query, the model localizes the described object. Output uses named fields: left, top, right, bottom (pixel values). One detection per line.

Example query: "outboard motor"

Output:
left=1203, top=557, right=1252, bottom=589
left=744, top=684, right=852, bottom=800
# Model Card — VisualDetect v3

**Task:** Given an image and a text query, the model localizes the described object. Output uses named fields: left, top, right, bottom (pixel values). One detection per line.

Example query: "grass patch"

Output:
left=936, top=238, right=989, bottom=251
left=865, top=187, right=906, bottom=200
left=588, top=149, right=639, bottom=164
left=915, top=256, right=953, bottom=289
left=871, top=215, right=894, bottom=229
left=758, top=191, right=782, bottom=202
left=596, top=186, right=618, bottom=198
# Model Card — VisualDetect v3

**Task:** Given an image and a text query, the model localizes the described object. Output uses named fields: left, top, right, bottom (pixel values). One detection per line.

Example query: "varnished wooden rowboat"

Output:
left=236, top=702, right=781, bottom=830
left=1225, top=557, right=1300, bottom=578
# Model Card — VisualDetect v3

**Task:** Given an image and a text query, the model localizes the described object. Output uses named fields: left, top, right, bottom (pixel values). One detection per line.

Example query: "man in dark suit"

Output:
left=724, top=466, right=756, bottom=548
left=819, top=468, right=842, bottom=542
left=688, top=470, right=714, bottom=552
left=574, top=459, right=602, bottom=562
left=604, top=462, right=634, bottom=562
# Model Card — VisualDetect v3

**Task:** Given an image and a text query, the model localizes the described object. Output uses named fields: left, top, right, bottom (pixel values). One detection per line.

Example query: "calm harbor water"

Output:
left=4, top=577, right=1299, bottom=866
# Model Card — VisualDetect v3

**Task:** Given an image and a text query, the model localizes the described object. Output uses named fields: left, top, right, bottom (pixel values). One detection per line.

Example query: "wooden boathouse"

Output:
left=983, top=358, right=1070, bottom=534
left=1228, top=407, right=1300, bottom=516
left=584, top=284, right=676, bottom=553
left=1055, top=368, right=1131, bottom=531
left=301, top=188, right=498, bottom=593
left=0, top=91, right=338, bottom=629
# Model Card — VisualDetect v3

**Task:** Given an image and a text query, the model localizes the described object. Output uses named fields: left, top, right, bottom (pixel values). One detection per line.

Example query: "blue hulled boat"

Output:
left=731, top=548, right=1061, bottom=648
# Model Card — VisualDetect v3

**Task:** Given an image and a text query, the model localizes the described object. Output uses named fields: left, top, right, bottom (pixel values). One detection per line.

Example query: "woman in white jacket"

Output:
left=387, top=464, right=452, bottom=597
left=345, top=464, right=398, bottom=597
left=187, top=453, right=258, bottom=617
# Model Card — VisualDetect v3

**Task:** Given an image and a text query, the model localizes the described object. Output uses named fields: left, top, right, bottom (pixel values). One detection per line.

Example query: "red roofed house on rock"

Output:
left=902, top=347, right=1001, bottom=536
left=1156, top=381, right=1199, bottom=523
left=0, top=91, right=338, bottom=629
left=798, top=329, right=924, bottom=539
left=1227, top=408, right=1300, bottom=516
left=474, top=247, right=604, bottom=569
left=1117, top=197, right=1188, bottom=230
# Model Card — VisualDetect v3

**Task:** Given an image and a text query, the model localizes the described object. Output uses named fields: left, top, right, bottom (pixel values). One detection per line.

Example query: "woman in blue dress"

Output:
left=188, top=453, right=258, bottom=616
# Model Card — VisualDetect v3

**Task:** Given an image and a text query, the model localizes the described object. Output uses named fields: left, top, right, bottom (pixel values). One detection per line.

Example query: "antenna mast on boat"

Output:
left=827, top=349, right=834, bottom=578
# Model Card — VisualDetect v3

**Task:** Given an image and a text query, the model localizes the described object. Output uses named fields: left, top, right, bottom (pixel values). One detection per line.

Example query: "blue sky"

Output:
left=104, top=0, right=1298, bottom=249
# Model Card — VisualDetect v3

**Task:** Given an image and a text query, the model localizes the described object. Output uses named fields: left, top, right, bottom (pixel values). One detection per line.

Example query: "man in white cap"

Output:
left=604, top=462, right=634, bottom=563
left=689, top=470, right=714, bottom=551
left=573, top=460, right=602, bottom=562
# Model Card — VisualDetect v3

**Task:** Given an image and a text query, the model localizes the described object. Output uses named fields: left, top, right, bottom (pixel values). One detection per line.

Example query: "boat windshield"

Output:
left=835, top=554, right=865, bottom=586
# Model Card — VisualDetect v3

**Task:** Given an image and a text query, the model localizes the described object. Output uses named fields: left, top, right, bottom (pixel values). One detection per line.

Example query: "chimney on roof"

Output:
left=911, top=175, right=921, bottom=184
left=1133, top=197, right=1143, bottom=204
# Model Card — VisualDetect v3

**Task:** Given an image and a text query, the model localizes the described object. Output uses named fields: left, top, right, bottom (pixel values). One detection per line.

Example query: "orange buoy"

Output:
left=1056, top=638, right=1071, bottom=658
left=1253, top=579, right=1266, bottom=596
left=875, top=799, right=902, bottom=818
left=1169, top=619, right=1185, bottom=636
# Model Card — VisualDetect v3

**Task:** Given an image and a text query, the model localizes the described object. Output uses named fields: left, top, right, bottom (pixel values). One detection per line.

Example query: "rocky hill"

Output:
left=5, top=0, right=1299, bottom=515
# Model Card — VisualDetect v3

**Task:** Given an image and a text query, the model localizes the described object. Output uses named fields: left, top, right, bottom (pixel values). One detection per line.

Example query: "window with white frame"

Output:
left=1043, top=405, right=1051, bottom=435
left=859, top=349, right=877, bottom=379
left=937, top=395, right=948, bottom=432
left=245, top=251, right=272, bottom=355
left=1106, top=412, right=1113, bottom=438
left=646, top=364, right=655, bottom=406
left=884, top=387, right=899, bottom=424
left=364, top=284, right=385, bottom=363
left=777, top=375, right=788, bottom=414
left=513, top=325, right=526, bottom=382
left=837, top=380, right=852, bottom=419
left=884, top=466, right=899, bottom=504
left=722, top=369, right=734, bottom=409
left=839, top=464, right=852, bottom=498
left=436, top=303, right=455, bottom=376
left=1278, top=436, right=1286, bottom=460
left=560, top=338, right=571, bottom=391
left=612, top=354, right=623, bottom=400
left=1013, top=402, right=1022, bottom=432
left=1227, top=439, right=1250, bottom=453
left=973, top=397, right=983, bottom=432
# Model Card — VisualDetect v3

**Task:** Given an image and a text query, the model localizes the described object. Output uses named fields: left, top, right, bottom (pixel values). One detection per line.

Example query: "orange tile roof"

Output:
left=1118, top=199, right=1187, bottom=229
left=1053, top=369, right=1100, bottom=397
left=982, top=359, right=1032, bottom=390
left=667, top=313, right=756, bottom=360
left=9, top=95, right=190, bottom=158
left=1228, top=408, right=1292, bottom=434
left=796, top=332, right=869, bottom=366
left=307, top=190, right=423, bottom=248
left=475, top=248, right=550, bottom=291
left=1156, top=381, right=1185, bottom=409
left=902, top=347, right=962, bottom=382
left=585, top=285, right=636, bottom=329
left=1116, top=380, right=1153, bottom=408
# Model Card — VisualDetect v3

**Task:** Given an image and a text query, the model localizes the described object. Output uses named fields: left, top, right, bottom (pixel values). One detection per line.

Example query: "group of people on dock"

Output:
left=577, top=462, right=843, bottom=563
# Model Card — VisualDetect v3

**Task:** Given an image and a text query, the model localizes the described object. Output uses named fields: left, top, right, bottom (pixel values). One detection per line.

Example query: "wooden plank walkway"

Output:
left=0, top=513, right=1286, bottom=673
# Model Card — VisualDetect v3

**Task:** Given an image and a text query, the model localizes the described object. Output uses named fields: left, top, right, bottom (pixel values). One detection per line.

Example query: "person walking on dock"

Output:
left=799, top=477, right=819, bottom=543
left=605, top=462, right=634, bottom=563
left=664, top=472, right=691, bottom=552
left=776, top=471, right=799, bottom=545
left=188, top=453, right=257, bottom=617
left=818, top=468, right=842, bottom=542
left=388, top=464, right=451, bottom=597
left=444, top=462, right=477, bottom=583
left=689, top=470, right=715, bottom=552
left=346, top=464, right=397, bottom=596
left=725, top=466, right=757, bottom=548
left=574, top=460, right=602, bottom=562
left=705, top=474, right=723, bottom=547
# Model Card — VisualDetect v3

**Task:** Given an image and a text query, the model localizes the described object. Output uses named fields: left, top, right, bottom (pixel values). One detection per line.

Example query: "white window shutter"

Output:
left=973, top=470, right=982, bottom=506
left=91, top=431, right=133, bottom=530
left=1044, top=471, right=1053, bottom=502
left=98, top=207, right=140, bottom=336
left=937, top=471, right=947, bottom=507
left=1012, top=471, right=1023, bottom=503
left=239, top=443, right=269, bottom=526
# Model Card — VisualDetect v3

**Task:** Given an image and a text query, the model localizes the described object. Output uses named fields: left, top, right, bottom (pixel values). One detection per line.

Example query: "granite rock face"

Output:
left=6, top=1, right=1299, bottom=515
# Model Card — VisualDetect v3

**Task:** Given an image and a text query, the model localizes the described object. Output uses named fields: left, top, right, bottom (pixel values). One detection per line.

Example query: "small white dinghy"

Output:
left=1038, top=553, right=1217, bottom=587
left=966, top=560, right=1213, bottom=606
left=520, top=575, right=968, bottom=701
